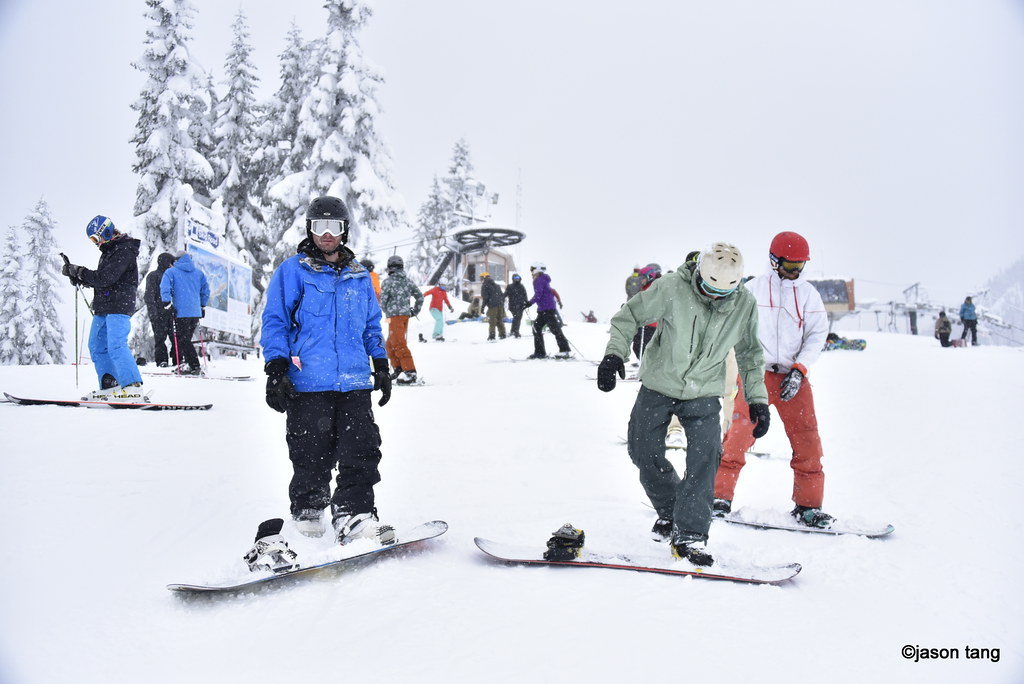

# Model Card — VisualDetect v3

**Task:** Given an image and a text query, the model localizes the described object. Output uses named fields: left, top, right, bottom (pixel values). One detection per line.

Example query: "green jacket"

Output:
left=605, top=263, right=768, bottom=405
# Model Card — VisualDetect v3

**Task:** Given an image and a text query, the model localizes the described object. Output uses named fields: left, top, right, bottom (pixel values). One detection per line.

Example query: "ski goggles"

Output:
left=770, top=254, right=806, bottom=273
left=698, top=278, right=737, bottom=298
left=309, top=219, right=347, bottom=237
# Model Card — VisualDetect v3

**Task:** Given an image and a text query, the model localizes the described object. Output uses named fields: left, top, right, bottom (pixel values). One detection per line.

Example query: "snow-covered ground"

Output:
left=0, top=317, right=1021, bottom=683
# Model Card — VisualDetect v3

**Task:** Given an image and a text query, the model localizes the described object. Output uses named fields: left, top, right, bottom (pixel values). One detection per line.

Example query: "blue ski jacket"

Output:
left=261, top=241, right=386, bottom=393
left=160, top=253, right=210, bottom=318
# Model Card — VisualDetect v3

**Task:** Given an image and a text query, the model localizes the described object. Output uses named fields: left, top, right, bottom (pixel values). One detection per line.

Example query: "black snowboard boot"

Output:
left=650, top=517, right=673, bottom=542
left=792, top=505, right=835, bottom=529
left=671, top=540, right=714, bottom=567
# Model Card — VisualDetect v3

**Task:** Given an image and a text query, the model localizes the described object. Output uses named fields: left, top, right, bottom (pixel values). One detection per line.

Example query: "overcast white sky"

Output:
left=1, top=0, right=1022, bottom=318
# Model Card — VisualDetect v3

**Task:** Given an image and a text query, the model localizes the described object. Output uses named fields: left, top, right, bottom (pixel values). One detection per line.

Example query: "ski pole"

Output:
left=171, top=314, right=181, bottom=374
left=59, top=252, right=94, bottom=315
left=73, top=285, right=79, bottom=388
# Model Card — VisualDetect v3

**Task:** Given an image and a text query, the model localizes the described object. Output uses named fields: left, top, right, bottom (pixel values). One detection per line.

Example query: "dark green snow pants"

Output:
left=627, top=386, right=722, bottom=544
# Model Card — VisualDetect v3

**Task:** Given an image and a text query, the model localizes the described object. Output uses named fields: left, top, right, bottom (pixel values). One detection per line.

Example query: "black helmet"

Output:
left=360, top=258, right=374, bottom=271
left=305, top=195, right=350, bottom=246
left=387, top=255, right=404, bottom=271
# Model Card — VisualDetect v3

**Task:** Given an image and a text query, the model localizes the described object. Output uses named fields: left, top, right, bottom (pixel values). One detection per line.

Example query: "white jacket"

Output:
left=748, top=268, right=829, bottom=373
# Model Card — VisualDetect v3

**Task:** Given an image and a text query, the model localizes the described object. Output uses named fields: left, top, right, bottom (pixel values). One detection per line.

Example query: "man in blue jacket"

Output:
left=259, top=196, right=395, bottom=549
left=62, top=215, right=146, bottom=402
left=160, top=252, right=210, bottom=374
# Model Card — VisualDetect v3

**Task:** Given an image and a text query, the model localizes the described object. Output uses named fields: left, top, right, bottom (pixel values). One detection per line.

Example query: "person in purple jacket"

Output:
left=523, top=262, right=572, bottom=359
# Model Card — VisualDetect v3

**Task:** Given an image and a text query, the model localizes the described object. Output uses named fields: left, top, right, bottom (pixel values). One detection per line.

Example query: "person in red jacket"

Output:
left=422, top=283, right=455, bottom=341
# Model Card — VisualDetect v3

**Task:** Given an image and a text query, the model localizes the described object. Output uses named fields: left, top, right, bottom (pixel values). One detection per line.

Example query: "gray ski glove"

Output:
left=779, top=364, right=806, bottom=402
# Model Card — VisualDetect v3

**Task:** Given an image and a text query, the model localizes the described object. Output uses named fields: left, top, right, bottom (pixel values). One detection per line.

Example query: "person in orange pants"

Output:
left=712, top=231, right=833, bottom=528
left=715, top=373, right=824, bottom=509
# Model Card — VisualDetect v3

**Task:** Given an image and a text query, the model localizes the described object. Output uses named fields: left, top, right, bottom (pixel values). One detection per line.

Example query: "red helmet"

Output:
left=769, top=231, right=810, bottom=262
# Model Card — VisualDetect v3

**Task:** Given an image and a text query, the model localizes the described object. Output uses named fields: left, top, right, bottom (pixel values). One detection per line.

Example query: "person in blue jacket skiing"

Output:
left=160, top=252, right=210, bottom=374
left=258, top=195, right=395, bottom=557
left=61, top=215, right=146, bottom=402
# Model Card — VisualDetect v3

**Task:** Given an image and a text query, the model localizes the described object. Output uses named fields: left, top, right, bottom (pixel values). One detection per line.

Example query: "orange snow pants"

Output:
left=714, top=371, right=825, bottom=508
left=385, top=316, right=416, bottom=372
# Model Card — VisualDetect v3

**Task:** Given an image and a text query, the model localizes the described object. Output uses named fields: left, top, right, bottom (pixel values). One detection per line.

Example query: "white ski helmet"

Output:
left=698, top=243, right=744, bottom=296
left=530, top=261, right=547, bottom=272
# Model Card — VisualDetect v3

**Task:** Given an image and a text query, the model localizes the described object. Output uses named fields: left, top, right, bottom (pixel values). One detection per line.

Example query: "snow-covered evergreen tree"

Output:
left=267, top=0, right=406, bottom=263
left=408, top=176, right=453, bottom=282
left=18, top=200, right=67, bottom=365
left=253, top=22, right=314, bottom=283
left=131, top=0, right=215, bottom=268
left=407, top=140, right=494, bottom=282
left=211, top=10, right=266, bottom=272
left=0, top=225, right=27, bottom=365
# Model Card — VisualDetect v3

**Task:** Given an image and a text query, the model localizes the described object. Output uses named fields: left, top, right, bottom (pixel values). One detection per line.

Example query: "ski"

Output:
left=716, top=509, right=894, bottom=538
left=3, top=392, right=212, bottom=411
left=142, top=371, right=252, bottom=382
left=474, top=535, right=800, bottom=584
left=505, top=355, right=592, bottom=363
left=168, top=520, right=448, bottom=593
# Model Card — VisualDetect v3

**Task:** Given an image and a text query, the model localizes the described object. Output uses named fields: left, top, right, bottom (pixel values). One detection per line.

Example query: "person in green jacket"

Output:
left=597, top=243, right=770, bottom=567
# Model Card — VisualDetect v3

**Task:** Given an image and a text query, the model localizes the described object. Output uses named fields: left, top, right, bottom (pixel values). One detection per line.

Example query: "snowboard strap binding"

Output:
left=543, top=523, right=585, bottom=561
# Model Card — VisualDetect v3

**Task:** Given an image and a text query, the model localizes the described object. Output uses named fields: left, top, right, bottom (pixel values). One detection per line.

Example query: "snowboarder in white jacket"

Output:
left=713, top=231, right=833, bottom=528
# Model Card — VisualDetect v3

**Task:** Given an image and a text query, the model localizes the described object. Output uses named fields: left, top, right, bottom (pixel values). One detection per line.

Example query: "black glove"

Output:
left=779, top=367, right=804, bottom=401
left=265, top=358, right=298, bottom=413
left=163, top=301, right=175, bottom=313
left=750, top=403, right=771, bottom=439
left=201, top=307, right=205, bottom=318
left=61, top=262, right=84, bottom=282
left=372, top=357, right=391, bottom=407
left=597, top=354, right=625, bottom=392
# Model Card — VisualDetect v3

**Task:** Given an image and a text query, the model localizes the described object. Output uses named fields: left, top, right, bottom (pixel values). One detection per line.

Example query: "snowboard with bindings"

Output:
left=716, top=509, right=894, bottom=538
left=168, top=520, right=448, bottom=593
left=3, top=392, right=212, bottom=411
left=474, top=533, right=800, bottom=584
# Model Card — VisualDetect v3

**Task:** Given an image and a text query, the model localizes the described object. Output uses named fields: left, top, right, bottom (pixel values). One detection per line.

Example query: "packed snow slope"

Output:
left=0, top=318, right=1021, bottom=684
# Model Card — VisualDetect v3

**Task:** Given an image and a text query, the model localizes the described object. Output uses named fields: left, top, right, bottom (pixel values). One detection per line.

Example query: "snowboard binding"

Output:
left=543, top=523, right=585, bottom=561
left=244, top=518, right=299, bottom=574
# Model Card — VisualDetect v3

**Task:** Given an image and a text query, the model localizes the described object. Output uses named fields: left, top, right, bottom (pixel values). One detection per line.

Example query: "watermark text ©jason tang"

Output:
left=902, top=644, right=1000, bottom=663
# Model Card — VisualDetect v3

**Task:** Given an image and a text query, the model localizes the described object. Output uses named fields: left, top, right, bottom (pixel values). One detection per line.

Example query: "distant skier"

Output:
left=631, top=263, right=661, bottom=361
left=523, top=262, right=571, bottom=359
left=625, top=265, right=643, bottom=300
left=160, top=252, right=210, bottom=375
left=934, top=311, right=953, bottom=347
left=380, top=255, right=424, bottom=384
left=959, top=296, right=978, bottom=345
left=259, top=195, right=394, bottom=552
left=61, top=215, right=146, bottom=402
left=143, top=252, right=176, bottom=367
left=713, top=231, right=833, bottom=528
left=503, top=273, right=529, bottom=338
left=597, top=243, right=769, bottom=567
left=360, top=258, right=381, bottom=300
left=479, top=272, right=507, bottom=340
left=422, top=282, right=455, bottom=341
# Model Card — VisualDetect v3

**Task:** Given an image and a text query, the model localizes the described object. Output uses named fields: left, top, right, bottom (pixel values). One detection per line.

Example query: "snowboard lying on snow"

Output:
left=168, top=520, right=448, bottom=593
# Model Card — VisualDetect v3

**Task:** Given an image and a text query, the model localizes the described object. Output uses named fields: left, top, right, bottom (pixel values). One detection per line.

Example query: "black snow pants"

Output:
left=532, top=309, right=571, bottom=356
left=627, top=386, right=722, bottom=544
left=285, top=390, right=383, bottom=519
